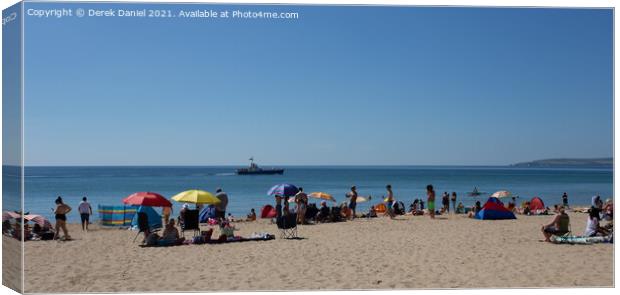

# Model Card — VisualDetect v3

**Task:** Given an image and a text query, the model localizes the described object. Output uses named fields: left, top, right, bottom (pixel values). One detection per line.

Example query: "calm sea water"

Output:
left=6, top=166, right=614, bottom=222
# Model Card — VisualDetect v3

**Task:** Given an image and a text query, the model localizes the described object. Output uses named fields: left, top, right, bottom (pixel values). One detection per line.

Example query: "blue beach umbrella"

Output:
left=267, top=183, right=299, bottom=197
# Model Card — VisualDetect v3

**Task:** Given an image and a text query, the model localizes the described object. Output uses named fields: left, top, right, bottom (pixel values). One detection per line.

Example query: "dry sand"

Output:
left=6, top=212, right=613, bottom=293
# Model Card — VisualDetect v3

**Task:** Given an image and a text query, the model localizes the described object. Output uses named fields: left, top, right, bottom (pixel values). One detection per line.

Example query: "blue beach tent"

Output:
left=199, top=205, right=217, bottom=223
left=475, top=197, right=517, bottom=220
left=131, top=206, right=162, bottom=229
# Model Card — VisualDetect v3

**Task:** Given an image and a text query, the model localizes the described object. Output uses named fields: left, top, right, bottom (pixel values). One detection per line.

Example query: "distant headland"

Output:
left=511, top=157, right=613, bottom=168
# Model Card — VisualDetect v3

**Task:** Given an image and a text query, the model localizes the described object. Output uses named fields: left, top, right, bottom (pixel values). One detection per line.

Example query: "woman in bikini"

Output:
left=53, top=196, right=71, bottom=240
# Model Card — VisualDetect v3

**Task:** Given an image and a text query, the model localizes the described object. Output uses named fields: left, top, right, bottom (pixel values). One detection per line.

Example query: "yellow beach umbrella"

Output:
left=172, top=189, right=220, bottom=204
left=309, top=192, right=336, bottom=203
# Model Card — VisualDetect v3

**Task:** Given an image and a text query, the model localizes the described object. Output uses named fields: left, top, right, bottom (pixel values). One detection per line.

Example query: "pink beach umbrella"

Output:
left=24, top=214, right=53, bottom=228
left=2, top=211, right=21, bottom=221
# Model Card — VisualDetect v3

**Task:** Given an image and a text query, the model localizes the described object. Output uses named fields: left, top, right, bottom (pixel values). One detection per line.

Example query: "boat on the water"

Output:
left=467, top=187, right=485, bottom=196
left=236, top=158, right=284, bottom=175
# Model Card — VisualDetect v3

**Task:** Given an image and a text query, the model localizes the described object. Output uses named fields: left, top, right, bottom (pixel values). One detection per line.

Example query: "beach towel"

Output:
left=550, top=235, right=612, bottom=245
left=139, top=235, right=275, bottom=247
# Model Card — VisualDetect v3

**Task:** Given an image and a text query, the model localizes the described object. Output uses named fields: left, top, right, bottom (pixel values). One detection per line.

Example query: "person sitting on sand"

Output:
left=541, top=206, right=570, bottom=242
left=602, top=199, right=613, bottom=221
left=584, top=208, right=609, bottom=237
left=246, top=208, right=257, bottom=222
left=409, top=200, right=423, bottom=216
left=520, top=202, right=531, bottom=215
left=409, top=199, right=419, bottom=214
left=507, top=197, right=516, bottom=212
left=368, top=205, right=377, bottom=217
left=340, top=202, right=351, bottom=219
left=468, top=201, right=482, bottom=218
left=316, top=201, right=330, bottom=222
left=161, top=219, right=184, bottom=245
left=456, top=202, right=465, bottom=214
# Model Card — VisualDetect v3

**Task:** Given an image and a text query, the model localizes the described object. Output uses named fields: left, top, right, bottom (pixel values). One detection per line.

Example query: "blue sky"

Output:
left=21, top=3, right=613, bottom=166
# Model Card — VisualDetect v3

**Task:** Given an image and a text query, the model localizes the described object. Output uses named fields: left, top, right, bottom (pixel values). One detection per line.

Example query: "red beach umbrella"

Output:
left=122, top=192, right=172, bottom=207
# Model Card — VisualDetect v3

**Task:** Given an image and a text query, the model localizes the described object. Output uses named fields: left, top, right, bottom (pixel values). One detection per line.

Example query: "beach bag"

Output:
left=192, top=236, right=205, bottom=244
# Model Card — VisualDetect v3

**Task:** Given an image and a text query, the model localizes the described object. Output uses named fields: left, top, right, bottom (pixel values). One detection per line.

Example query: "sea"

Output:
left=2, top=166, right=614, bottom=223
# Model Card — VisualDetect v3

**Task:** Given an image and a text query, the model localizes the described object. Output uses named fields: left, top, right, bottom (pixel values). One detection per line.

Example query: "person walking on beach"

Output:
left=450, top=192, right=457, bottom=213
left=295, top=187, right=308, bottom=224
left=562, top=192, right=569, bottom=209
left=78, top=197, right=92, bottom=231
left=215, top=188, right=229, bottom=221
left=385, top=185, right=396, bottom=219
left=347, top=186, right=358, bottom=220
left=53, top=196, right=72, bottom=240
left=426, top=185, right=436, bottom=219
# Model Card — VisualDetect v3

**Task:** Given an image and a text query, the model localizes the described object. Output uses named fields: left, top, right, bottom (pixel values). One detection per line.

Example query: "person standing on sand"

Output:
left=283, top=196, right=291, bottom=216
left=347, top=186, right=359, bottom=220
left=562, top=192, right=569, bottom=209
left=426, top=185, right=436, bottom=219
left=450, top=192, right=457, bottom=213
left=78, top=197, right=92, bottom=231
left=162, top=206, right=172, bottom=225
left=275, top=195, right=283, bottom=219
left=53, top=196, right=71, bottom=240
left=385, top=185, right=395, bottom=219
left=215, top=188, right=229, bottom=221
left=441, top=192, right=450, bottom=213
left=295, top=187, right=308, bottom=224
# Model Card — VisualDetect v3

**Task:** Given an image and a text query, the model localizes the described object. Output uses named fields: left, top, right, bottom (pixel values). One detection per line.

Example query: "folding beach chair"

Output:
left=276, top=213, right=298, bottom=239
left=181, top=209, right=200, bottom=238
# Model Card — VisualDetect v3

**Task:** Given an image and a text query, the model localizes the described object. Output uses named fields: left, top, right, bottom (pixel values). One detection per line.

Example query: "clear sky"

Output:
left=22, top=3, right=613, bottom=166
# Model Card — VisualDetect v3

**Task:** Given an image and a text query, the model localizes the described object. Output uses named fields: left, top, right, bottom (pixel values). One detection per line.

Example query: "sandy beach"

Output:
left=7, top=212, right=613, bottom=293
